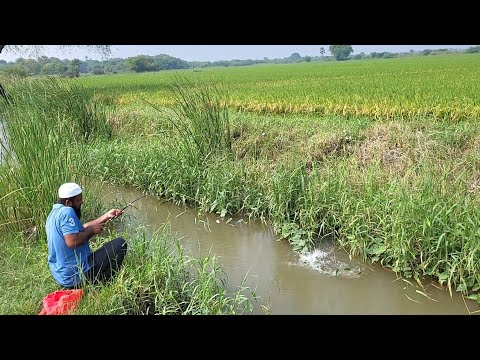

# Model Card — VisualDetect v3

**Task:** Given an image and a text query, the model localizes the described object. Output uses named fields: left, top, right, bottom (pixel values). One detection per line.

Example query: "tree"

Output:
left=0, top=45, right=111, bottom=103
left=466, top=46, right=480, bottom=53
left=329, top=45, right=353, bottom=61
left=0, top=45, right=111, bottom=59
left=320, top=47, right=325, bottom=60
left=68, top=59, right=81, bottom=77
left=289, top=52, right=301, bottom=61
left=126, top=55, right=155, bottom=72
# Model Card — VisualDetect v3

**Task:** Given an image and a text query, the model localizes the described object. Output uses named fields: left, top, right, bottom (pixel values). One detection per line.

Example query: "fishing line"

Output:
left=105, top=194, right=172, bottom=225
left=120, top=194, right=148, bottom=212
left=104, top=194, right=148, bottom=224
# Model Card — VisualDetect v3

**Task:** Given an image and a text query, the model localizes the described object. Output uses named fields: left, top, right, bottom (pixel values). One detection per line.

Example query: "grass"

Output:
left=84, top=105, right=480, bottom=301
left=0, top=76, right=258, bottom=314
left=3, top=55, right=480, bottom=311
left=0, top=75, right=113, bottom=235
left=0, top=225, right=258, bottom=315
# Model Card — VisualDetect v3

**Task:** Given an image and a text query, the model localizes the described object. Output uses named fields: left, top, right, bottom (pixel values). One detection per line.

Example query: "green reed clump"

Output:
left=77, top=226, right=257, bottom=315
left=330, top=158, right=480, bottom=296
left=0, top=76, right=114, bottom=235
left=146, top=75, right=232, bottom=165
left=1, top=76, right=114, bottom=141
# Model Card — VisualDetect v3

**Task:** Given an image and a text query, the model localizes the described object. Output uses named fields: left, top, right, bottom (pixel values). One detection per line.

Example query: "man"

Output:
left=46, top=182, right=127, bottom=289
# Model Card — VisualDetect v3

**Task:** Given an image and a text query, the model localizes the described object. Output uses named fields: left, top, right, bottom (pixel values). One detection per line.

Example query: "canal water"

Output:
left=101, top=183, right=480, bottom=315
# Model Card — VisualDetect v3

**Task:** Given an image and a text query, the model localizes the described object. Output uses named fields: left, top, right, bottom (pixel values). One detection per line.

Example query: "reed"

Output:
left=145, top=75, right=232, bottom=165
left=0, top=76, right=113, bottom=235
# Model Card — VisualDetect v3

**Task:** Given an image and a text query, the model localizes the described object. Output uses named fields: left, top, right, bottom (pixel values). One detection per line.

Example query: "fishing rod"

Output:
left=120, top=194, right=148, bottom=212
left=104, top=194, right=174, bottom=226
left=104, top=194, right=148, bottom=224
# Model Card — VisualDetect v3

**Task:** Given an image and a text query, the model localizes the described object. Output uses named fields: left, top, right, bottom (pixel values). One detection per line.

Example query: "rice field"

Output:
left=79, top=54, right=480, bottom=122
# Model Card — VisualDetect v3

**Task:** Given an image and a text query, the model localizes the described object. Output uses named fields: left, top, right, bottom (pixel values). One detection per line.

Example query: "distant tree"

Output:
left=304, top=56, right=312, bottom=62
left=352, top=52, right=366, bottom=60
left=79, top=61, right=88, bottom=74
left=0, top=45, right=111, bottom=102
left=68, top=59, right=81, bottom=77
left=465, top=46, right=480, bottom=53
left=289, top=52, right=301, bottom=60
left=320, top=47, right=325, bottom=59
left=126, top=55, right=154, bottom=72
left=91, top=63, right=105, bottom=75
left=15, top=58, right=40, bottom=75
left=153, top=54, right=189, bottom=70
left=329, top=45, right=353, bottom=61
left=0, top=45, right=111, bottom=59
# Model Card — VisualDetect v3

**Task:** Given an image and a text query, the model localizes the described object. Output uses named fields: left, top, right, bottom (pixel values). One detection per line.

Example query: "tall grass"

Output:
left=145, top=76, right=232, bottom=165
left=0, top=75, right=114, bottom=235
left=72, top=226, right=257, bottom=315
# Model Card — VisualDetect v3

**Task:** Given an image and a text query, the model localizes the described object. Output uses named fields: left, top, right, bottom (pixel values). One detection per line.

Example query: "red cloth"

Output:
left=38, top=289, right=83, bottom=315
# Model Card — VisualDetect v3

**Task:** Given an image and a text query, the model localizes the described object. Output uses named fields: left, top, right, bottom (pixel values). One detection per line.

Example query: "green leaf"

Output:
left=366, top=244, right=386, bottom=255
left=467, top=294, right=480, bottom=301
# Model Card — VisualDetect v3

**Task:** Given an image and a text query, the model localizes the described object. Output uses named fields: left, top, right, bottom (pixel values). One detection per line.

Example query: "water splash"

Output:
left=298, top=248, right=364, bottom=278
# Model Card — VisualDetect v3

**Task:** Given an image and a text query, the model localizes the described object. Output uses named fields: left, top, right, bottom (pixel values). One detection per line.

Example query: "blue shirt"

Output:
left=45, top=204, right=91, bottom=287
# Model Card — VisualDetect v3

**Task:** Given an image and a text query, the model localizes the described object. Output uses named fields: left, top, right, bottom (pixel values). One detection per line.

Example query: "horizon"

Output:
left=0, top=45, right=475, bottom=63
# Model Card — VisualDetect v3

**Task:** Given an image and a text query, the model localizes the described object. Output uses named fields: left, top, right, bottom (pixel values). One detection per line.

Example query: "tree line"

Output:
left=1, top=46, right=477, bottom=78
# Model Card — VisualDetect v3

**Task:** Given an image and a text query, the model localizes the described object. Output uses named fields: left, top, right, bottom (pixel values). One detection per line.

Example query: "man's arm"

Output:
left=83, top=208, right=123, bottom=228
left=64, top=223, right=103, bottom=248
left=64, top=209, right=122, bottom=248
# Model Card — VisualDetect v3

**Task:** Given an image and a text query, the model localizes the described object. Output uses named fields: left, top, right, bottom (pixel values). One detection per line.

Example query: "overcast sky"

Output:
left=0, top=45, right=474, bottom=62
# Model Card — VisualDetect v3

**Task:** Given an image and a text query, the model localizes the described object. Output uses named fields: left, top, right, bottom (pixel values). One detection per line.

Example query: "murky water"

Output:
left=101, top=183, right=480, bottom=315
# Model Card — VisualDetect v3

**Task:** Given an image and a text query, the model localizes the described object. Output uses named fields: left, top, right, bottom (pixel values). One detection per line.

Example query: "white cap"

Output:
left=58, top=183, right=82, bottom=198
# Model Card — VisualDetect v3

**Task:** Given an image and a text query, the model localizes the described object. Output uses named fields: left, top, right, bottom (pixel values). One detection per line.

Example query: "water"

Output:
left=101, top=183, right=480, bottom=315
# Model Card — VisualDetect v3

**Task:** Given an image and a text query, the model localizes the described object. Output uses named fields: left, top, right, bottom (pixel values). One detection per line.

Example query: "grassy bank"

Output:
left=77, top=60, right=480, bottom=303
left=86, top=107, right=480, bottom=299
left=0, top=226, right=257, bottom=314
left=0, top=76, right=258, bottom=314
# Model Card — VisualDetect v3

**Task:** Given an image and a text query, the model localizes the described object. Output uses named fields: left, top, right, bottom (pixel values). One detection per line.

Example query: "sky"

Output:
left=0, top=45, right=475, bottom=63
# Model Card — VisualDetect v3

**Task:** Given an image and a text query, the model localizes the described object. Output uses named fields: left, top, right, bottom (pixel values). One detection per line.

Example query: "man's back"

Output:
left=46, top=204, right=91, bottom=287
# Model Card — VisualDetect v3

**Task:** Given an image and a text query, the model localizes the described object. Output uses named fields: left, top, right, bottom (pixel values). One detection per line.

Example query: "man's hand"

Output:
left=91, top=223, right=105, bottom=235
left=105, top=208, right=123, bottom=222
